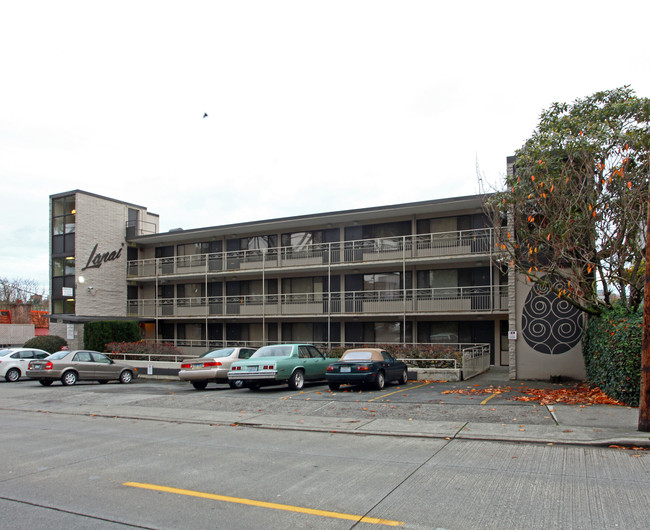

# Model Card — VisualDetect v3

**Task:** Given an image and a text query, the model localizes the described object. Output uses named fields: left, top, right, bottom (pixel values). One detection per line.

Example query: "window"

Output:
left=239, top=235, right=277, bottom=251
left=281, top=231, right=318, bottom=250
left=238, top=348, right=255, bottom=359
left=362, top=221, right=410, bottom=239
left=52, top=195, right=76, bottom=236
left=418, top=269, right=458, bottom=289
left=374, top=322, right=401, bottom=343
left=307, top=346, right=324, bottom=358
left=91, top=352, right=112, bottom=364
left=52, top=299, right=75, bottom=314
left=126, top=208, right=139, bottom=237
left=282, top=277, right=324, bottom=295
left=51, top=194, right=75, bottom=256
left=73, top=351, right=92, bottom=362
left=364, top=273, right=401, bottom=291
left=177, top=241, right=221, bottom=256
left=178, top=283, right=205, bottom=299
left=53, top=257, right=75, bottom=277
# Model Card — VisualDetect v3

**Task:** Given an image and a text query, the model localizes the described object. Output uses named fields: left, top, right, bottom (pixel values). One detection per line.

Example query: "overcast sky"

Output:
left=2, top=0, right=649, bottom=292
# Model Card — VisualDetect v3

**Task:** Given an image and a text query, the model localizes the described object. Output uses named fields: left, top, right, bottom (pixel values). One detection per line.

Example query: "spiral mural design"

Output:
left=521, top=283, right=583, bottom=355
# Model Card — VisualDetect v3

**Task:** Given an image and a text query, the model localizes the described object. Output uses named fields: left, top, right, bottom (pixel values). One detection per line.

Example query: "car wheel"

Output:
left=229, top=379, right=245, bottom=389
left=247, top=382, right=261, bottom=390
left=98, top=380, right=108, bottom=384
left=39, top=379, right=53, bottom=386
left=399, top=368, right=408, bottom=385
left=61, top=371, right=78, bottom=386
left=119, top=370, right=133, bottom=384
left=192, top=381, right=208, bottom=391
left=328, top=382, right=340, bottom=391
left=288, top=370, right=305, bottom=390
left=374, top=371, right=385, bottom=390
left=5, top=368, right=20, bottom=382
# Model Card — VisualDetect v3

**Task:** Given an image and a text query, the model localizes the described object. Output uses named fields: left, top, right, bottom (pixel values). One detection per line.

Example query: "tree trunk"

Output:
left=639, top=184, right=650, bottom=431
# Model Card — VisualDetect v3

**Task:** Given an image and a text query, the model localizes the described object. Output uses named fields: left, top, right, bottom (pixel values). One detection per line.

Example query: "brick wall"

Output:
left=75, top=194, right=129, bottom=317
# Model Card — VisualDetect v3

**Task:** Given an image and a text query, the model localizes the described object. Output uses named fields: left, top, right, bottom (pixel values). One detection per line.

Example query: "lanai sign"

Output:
left=82, top=243, right=124, bottom=271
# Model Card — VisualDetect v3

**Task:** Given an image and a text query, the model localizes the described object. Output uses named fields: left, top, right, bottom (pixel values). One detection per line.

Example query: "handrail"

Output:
left=126, top=285, right=509, bottom=318
left=108, top=341, right=490, bottom=364
left=126, top=228, right=504, bottom=278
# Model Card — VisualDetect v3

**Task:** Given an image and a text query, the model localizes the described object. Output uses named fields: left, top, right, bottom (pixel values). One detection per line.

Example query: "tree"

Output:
left=484, top=87, right=650, bottom=316
left=0, top=277, right=48, bottom=310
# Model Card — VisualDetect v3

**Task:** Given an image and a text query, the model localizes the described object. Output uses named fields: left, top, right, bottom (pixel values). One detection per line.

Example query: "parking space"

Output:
left=1, top=370, right=559, bottom=427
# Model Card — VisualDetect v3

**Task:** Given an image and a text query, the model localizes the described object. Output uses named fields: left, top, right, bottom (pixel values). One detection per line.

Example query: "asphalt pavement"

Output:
left=163, top=368, right=649, bottom=449
left=5, top=366, right=647, bottom=449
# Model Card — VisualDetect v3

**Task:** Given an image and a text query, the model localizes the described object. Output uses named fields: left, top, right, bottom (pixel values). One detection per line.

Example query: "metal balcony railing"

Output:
left=126, top=285, right=508, bottom=318
left=126, top=219, right=158, bottom=238
left=109, top=340, right=490, bottom=366
left=126, top=228, right=503, bottom=278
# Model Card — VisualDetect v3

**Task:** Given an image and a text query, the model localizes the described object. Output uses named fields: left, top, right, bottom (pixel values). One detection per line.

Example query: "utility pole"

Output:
left=639, top=183, right=650, bottom=431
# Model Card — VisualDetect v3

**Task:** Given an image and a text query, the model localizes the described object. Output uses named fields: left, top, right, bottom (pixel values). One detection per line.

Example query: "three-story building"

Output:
left=48, top=190, right=587, bottom=380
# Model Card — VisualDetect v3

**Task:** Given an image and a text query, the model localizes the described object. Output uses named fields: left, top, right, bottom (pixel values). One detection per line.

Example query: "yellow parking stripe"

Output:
left=284, top=387, right=324, bottom=398
left=480, top=393, right=499, bottom=405
left=124, top=482, right=404, bottom=526
left=368, top=382, right=432, bottom=402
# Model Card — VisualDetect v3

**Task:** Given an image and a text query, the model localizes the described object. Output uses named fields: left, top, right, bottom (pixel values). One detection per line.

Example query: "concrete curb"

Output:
left=5, top=404, right=649, bottom=449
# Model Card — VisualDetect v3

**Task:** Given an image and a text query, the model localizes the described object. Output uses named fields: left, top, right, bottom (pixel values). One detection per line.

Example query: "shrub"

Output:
left=84, top=321, right=141, bottom=352
left=583, top=306, right=642, bottom=406
left=106, top=341, right=184, bottom=361
left=321, top=343, right=462, bottom=368
left=23, top=335, right=68, bottom=353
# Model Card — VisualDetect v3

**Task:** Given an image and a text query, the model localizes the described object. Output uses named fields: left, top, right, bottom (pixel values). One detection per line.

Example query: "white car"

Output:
left=0, top=347, right=51, bottom=382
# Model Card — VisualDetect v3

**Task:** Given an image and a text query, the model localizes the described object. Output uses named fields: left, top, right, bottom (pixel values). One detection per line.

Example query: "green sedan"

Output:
left=228, top=343, right=338, bottom=390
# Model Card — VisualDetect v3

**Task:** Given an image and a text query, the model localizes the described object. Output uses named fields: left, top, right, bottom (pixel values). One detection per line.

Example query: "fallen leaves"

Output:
left=438, top=383, right=625, bottom=406
left=512, top=385, right=625, bottom=406
left=609, top=445, right=649, bottom=453
left=442, top=385, right=508, bottom=396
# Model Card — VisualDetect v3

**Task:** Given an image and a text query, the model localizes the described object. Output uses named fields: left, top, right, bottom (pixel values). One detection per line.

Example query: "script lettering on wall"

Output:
left=81, top=243, right=124, bottom=271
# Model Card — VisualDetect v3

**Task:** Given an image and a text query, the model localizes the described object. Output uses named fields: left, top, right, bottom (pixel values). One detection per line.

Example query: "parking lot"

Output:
left=1, top=368, right=559, bottom=427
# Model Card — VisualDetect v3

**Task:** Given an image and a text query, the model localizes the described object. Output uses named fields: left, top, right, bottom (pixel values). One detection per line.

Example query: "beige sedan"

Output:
left=27, top=350, right=138, bottom=386
left=179, top=347, right=256, bottom=390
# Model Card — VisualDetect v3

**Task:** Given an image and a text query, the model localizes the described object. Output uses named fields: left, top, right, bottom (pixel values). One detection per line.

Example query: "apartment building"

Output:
left=48, top=190, right=587, bottom=380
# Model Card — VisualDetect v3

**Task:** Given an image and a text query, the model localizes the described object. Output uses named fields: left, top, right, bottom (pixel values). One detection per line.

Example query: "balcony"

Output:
left=126, top=228, right=502, bottom=279
left=126, top=285, right=508, bottom=318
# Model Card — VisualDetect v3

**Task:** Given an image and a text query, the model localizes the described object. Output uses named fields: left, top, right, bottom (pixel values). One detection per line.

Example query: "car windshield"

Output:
left=48, top=351, right=70, bottom=360
left=201, top=348, right=235, bottom=359
left=251, top=345, right=293, bottom=358
left=341, top=351, right=373, bottom=361
left=0, top=349, right=15, bottom=357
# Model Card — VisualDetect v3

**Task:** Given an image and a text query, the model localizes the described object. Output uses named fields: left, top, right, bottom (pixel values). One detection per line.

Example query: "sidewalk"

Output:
left=3, top=369, right=648, bottom=449
left=61, top=396, right=648, bottom=449
left=233, top=385, right=649, bottom=448
left=99, top=368, right=650, bottom=448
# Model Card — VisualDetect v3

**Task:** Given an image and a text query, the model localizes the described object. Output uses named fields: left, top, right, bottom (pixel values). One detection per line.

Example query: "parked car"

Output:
left=27, top=350, right=138, bottom=386
left=228, top=344, right=338, bottom=390
left=325, top=348, right=408, bottom=390
left=179, top=347, right=257, bottom=390
left=0, top=347, right=51, bottom=382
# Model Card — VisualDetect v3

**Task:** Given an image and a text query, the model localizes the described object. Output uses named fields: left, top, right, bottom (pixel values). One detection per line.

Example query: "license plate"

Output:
left=340, top=366, right=351, bottom=373
left=248, top=366, right=258, bottom=371
left=192, top=363, right=203, bottom=369
left=31, top=364, right=42, bottom=369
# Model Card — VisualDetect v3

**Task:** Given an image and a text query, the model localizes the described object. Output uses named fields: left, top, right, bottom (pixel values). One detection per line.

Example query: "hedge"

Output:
left=582, top=306, right=642, bottom=406
left=23, top=335, right=68, bottom=353
left=106, top=341, right=183, bottom=361
left=84, top=321, right=141, bottom=352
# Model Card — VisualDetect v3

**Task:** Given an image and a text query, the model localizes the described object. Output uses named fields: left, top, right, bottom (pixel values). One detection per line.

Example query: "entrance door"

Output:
left=472, top=321, right=495, bottom=365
